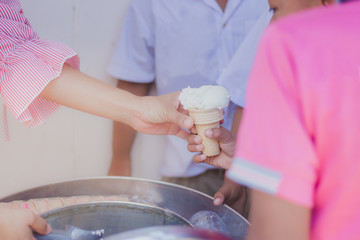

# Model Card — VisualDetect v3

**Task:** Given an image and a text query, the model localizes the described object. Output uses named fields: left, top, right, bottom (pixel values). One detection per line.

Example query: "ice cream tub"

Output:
left=0, top=177, right=248, bottom=239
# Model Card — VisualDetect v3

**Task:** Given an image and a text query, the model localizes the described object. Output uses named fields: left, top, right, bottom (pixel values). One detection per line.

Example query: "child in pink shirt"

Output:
left=187, top=0, right=360, bottom=239
left=228, top=1, right=360, bottom=239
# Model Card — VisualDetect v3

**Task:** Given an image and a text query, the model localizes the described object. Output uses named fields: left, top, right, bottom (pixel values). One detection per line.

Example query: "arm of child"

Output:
left=230, top=106, right=243, bottom=133
left=108, top=80, right=152, bottom=176
left=213, top=177, right=248, bottom=215
left=213, top=106, right=248, bottom=215
left=246, top=189, right=310, bottom=240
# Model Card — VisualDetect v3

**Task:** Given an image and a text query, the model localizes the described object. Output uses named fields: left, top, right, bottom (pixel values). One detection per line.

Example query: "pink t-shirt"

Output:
left=227, top=2, right=360, bottom=240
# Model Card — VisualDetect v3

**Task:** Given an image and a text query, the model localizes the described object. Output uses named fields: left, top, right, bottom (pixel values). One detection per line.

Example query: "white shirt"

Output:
left=217, top=10, right=272, bottom=107
left=108, top=0, right=268, bottom=177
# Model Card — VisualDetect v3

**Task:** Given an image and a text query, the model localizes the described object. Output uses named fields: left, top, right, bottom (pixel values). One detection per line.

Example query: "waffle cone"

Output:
left=195, top=122, right=221, bottom=156
left=188, top=108, right=224, bottom=157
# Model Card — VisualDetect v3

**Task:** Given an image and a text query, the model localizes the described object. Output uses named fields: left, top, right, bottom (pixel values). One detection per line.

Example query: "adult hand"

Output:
left=213, top=177, right=249, bottom=217
left=0, top=207, right=51, bottom=240
left=131, top=92, right=194, bottom=139
left=186, top=126, right=236, bottom=169
left=41, top=66, right=193, bottom=139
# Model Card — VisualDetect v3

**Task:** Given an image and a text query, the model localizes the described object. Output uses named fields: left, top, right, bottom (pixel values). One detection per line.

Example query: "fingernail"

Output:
left=200, top=154, right=206, bottom=160
left=205, top=129, right=213, bottom=137
left=214, top=198, right=222, bottom=205
left=46, top=224, right=52, bottom=234
left=195, top=136, right=202, bottom=144
left=184, top=118, right=193, bottom=128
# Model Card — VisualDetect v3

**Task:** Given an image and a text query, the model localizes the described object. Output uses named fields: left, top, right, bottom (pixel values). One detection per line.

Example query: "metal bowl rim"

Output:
left=0, top=176, right=249, bottom=225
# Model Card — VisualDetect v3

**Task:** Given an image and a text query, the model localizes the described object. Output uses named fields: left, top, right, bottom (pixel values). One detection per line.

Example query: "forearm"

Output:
left=110, top=81, right=152, bottom=174
left=40, top=64, right=192, bottom=136
left=246, top=190, right=310, bottom=240
left=231, top=106, right=243, bottom=134
left=109, top=120, right=137, bottom=176
left=40, top=64, right=138, bottom=125
left=112, top=121, right=137, bottom=158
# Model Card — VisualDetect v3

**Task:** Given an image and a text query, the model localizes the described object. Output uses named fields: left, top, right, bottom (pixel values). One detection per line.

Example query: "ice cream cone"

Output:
left=188, top=108, right=224, bottom=156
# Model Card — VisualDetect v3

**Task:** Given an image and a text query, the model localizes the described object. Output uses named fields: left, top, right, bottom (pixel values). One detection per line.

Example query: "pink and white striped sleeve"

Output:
left=0, top=0, right=80, bottom=128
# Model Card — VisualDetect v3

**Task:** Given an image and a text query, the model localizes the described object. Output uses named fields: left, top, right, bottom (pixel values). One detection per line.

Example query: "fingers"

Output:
left=186, top=132, right=203, bottom=153
left=188, top=143, right=203, bottom=153
left=213, top=191, right=225, bottom=206
left=205, top=127, right=234, bottom=143
left=26, top=212, right=51, bottom=235
left=174, top=128, right=191, bottom=140
left=166, top=92, right=194, bottom=129
left=193, top=154, right=207, bottom=163
left=217, top=127, right=235, bottom=144
left=182, top=116, right=194, bottom=129
left=186, top=134, right=202, bottom=145
left=190, top=126, right=197, bottom=134
left=0, top=208, right=50, bottom=240
left=205, top=157, right=230, bottom=169
left=168, top=108, right=194, bottom=130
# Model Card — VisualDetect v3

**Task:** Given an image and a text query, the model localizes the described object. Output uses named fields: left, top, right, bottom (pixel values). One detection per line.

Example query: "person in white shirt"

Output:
left=107, top=0, right=268, bottom=211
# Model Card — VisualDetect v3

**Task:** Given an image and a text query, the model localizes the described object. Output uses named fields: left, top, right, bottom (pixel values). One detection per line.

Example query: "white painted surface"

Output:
left=0, top=0, right=164, bottom=198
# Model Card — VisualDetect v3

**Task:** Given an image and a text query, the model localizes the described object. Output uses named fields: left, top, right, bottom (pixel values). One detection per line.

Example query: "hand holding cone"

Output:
left=188, top=108, right=224, bottom=156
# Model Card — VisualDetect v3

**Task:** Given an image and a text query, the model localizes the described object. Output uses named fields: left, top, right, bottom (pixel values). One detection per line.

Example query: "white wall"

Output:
left=0, top=0, right=164, bottom=198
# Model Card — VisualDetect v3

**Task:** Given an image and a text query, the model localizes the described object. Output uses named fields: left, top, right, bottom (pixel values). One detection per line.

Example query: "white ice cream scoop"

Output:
left=179, top=85, right=230, bottom=110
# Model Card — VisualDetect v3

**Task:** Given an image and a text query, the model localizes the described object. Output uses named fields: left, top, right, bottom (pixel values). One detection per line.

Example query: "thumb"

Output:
left=28, top=213, right=51, bottom=235
left=213, top=190, right=225, bottom=206
left=167, top=108, right=194, bottom=130
left=165, top=91, right=194, bottom=129
left=206, top=127, right=234, bottom=143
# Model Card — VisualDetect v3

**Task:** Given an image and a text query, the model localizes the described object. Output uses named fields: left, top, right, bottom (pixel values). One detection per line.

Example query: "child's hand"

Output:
left=0, top=206, right=51, bottom=240
left=186, top=126, right=236, bottom=169
left=213, top=177, right=249, bottom=217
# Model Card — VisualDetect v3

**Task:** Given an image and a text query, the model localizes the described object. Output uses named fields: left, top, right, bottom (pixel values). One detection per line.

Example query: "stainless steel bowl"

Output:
left=105, top=226, right=233, bottom=240
left=1, top=177, right=248, bottom=239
